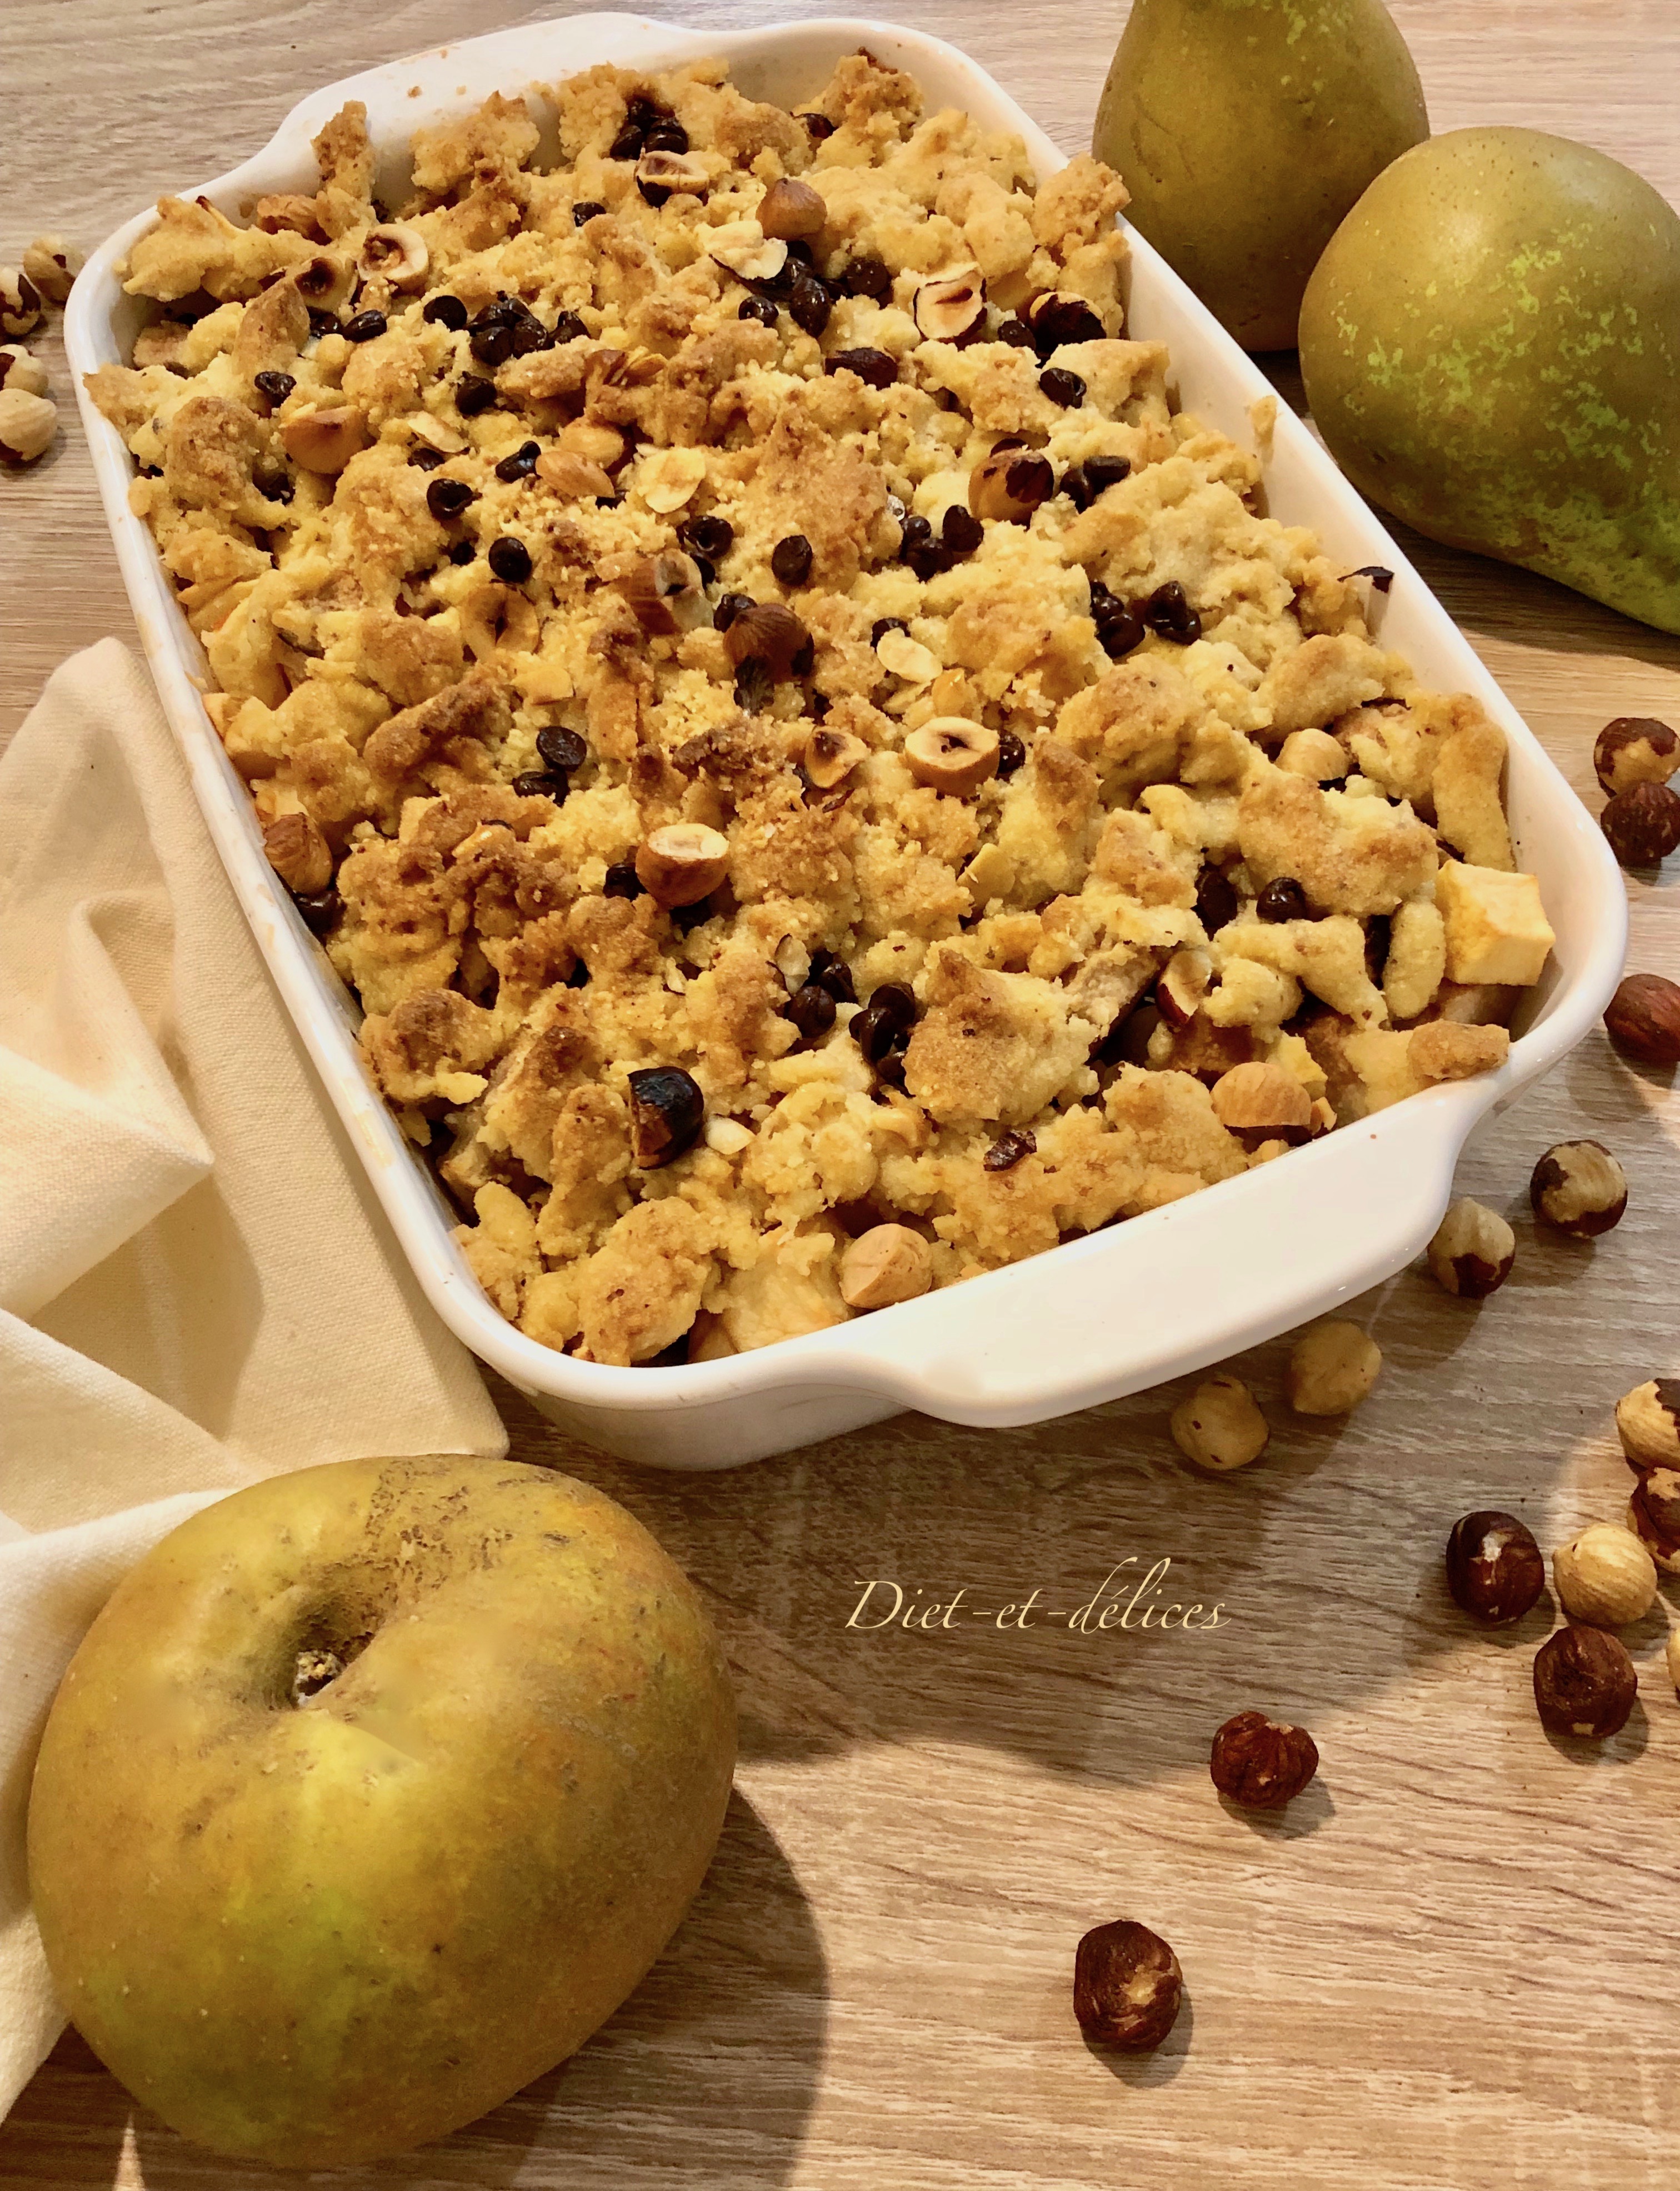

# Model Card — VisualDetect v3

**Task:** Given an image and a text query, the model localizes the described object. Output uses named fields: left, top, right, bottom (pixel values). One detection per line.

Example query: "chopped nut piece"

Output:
left=535, top=450, right=616, bottom=500
left=1603, top=972, right=1680, bottom=1067
left=1594, top=716, right=1678, bottom=797
left=875, top=626, right=941, bottom=684
left=1286, top=1320, right=1382, bottom=1415
left=635, top=445, right=708, bottom=513
left=1276, top=728, right=1349, bottom=781
left=1209, top=1061, right=1312, bottom=1142
left=803, top=724, right=869, bottom=791
left=1602, top=781, right=1680, bottom=868
left=0, top=344, right=48, bottom=396
left=1407, top=1019, right=1509, bottom=1083
left=1627, top=1468, right=1680, bottom=1573
left=555, top=418, right=627, bottom=470
left=627, top=1065, right=706, bottom=1168
left=1426, top=1197, right=1515, bottom=1298
left=967, top=447, right=1054, bottom=523
left=707, top=220, right=788, bottom=283
left=1528, top=1138, right=1627, bottom=1237
left=1155, top=947, right=1212, bottom=1029
left=757, top=178, right=827, bottom=240
left=1073, top=1921, right=1182, bottom=2053
left=1552, top=1522, right=1657, bottom=1629
left=1171, top=1373, right=1269, bottom=1472
left=0, top=389, right=56, bottom=464
left=1616, top=1378, right=1680, bottom=1477
left=635, top=822, right=730, bottom=907
left=1532, top=1624, right=1637, bottom=1739
left=636, top=148, right=711, bottom=197
left=1436, top=863, right=1555, bottom=987
left=839, top=1224, right=933, bottom=1311
left=617, top=550, right=711, bottom=636
left=913, top=263, right=986, bottom=344
left=282, top=405, right=368, bottom=474
left=1209, top=1710, right=1319, bottom=1808
left=357, top=223, right=429, bottom=290
left=262, top=811, right=332, bottom=896
left=902, top=718, right=1000, bottom=795
left=0, top=267, right=43, bottom=338
left=1445, top=1511, right=1546, bottom=1623
left=22, top=235, right=82, bottom=304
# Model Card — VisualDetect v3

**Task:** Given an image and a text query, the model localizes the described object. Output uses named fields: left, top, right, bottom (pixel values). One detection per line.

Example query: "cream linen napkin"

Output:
left=0, top=639, right=508, bottom=2112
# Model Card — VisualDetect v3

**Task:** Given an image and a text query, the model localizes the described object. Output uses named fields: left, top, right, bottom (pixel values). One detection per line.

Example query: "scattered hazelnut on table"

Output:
left=1444, top=1510, right=1546, bottom=1624
left=1601, top=780, right=1680, bottom=868
left=1170, top=1373, right=1269, bottom=1472
left=0, top=267, right=43, bottom=338
left=1072, top=1920, right=1183, bottom=2052
left=1286, top=1320, right=1382, bottom=1415
left=1208, top=1710, right=1318, bottom=1808
left=1627, top=1468, right=1680, bottom=1573
left=1603, top=972, right=1680, bottom=1068
left=22, top=234, right=83, bottom=305
left=0, top=388, right=56, bottom=465
left=1594, top=716, right=1679, bottom=797
left=0, top=343, right=47, bottom=396
left=1532, top=1624, right=1638, bottom=1739
left=1528, top=1139, right=1627, bottom=1237
left=1614, top=1378, right=1680, bottom=1477
left=1426, top=1198, right=1516, bottom=1298
left=839, top=1224, right=933, bottom=1312
left=1552, top=1522, right=1657, bottom=1629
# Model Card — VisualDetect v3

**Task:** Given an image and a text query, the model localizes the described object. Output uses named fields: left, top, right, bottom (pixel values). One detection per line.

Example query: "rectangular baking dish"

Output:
left=66, top=12, right=1628, bottom=1469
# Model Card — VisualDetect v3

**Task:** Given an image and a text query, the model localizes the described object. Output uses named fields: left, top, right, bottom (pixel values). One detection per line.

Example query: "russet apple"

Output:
left=27, top=1454, right=736, bottom=2167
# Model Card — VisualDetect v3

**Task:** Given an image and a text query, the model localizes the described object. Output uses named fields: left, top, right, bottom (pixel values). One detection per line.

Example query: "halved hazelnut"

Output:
left=1023, top=289, right=1107, bottom=352
left=616, top=551, right=712, bottom=637
left=875, top=627, right=940, bottom=684
left=635, top=822, right=731, bottom=907
left=253, top=193, right=326, bottom=238
left=1209, top=1061, right=1312, bottom=1143
left=292, top=253, right=354, bottom=312
left=803, top=725, right=870, bottom=791
left=722, top=601, right=812, bottom=679
left=1156, top=947, right=1213, bottom=1030
left=358, top=223, right=429, bottom=291
left=262, top=811, right=332, bottom=896
left=556, top=418, right=627, bottom=471
left=536, top=450, right=616, bottom=500
left=913, top=263, right=986, bottom=344
left=707, top=221, right=788, bottom=284
left=636, top=149, right=711, bottom=197
left=839, top=1224, right=934, bottom=1312
left=282, top=405, right=369, bottom=474
left=635, top=445, right=708, bottom=514
left=757, top=178, right=827, bottom=241
left=968, top=448, right=1054, bottom=524
left=903, top=718, right=1001, bottom=796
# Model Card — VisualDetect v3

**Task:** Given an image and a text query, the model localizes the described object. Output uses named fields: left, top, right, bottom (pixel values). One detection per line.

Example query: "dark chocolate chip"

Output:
left=772, top=533, right=814, bottom=587
left=1143, top=579, right=1201, bottom=643
left=573, top=201, right=606, bottom=226
left=1196, top=865, right=1239, bottom=935
left=714, top=591, right=753, bottom=633
left=511, top=769, right=568, bottom=800
left=842, top=254, right=892, bottom=299
left=787, top=983, right=838, bottom=1041
left=448, top=539, right=477, bottom=564
left=680, top=513, right=733, bottom=561
left=537, top=726, right=587, bottom=774
left=824, top=345, right=897, bottom=389
left=797, top=112, right=837, bottom=139
left=1039, top=366, right=1086, bottom=408
left=628, top=1066, right=705, bottom=1168
left=609, top=122, right=645, bottom=161
left=997, top=729, right=1027, bottom=778
left=1257, top=876, right=1310, bottom=923
left=1085, top=453, right=1131, bottom=496
left=738, top=296, right=780, bottom=328
left=787, top=270, right=833, bottom=337
left=872, top=616, right=910, bottom=646
left=454, top=375, right=498, bottom=416
left=808, top=948, right=858, bottom=1006
left=941, top=503, right=984, bottom=556
left=407, top=446, right=446, bottom=471
left=995, top=316, right=1035, bottom=349
left=422, top=294, right=468, bottom=330
left=603, top=861, right=644, bottom=899
left=487, top=536, right=533, bottom=584
left=253, top=369, right=295, bottom=405
left=293, top=886, right=341, bottom=936
left=469, top=321, right=516, bottom=367
left=552, top=310, right=588, bottom=345
left=494, top=440, right=541, bottom=482
left=426, top=477, right=476, bottom=521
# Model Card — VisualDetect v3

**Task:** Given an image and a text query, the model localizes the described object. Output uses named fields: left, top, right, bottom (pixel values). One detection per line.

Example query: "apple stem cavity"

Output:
left=291, top=1648, right=344, bottom=1707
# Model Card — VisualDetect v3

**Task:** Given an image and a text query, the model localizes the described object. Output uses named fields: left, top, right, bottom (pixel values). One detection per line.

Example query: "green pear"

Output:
left=1093, top=0, right=1427, bottom=352
left=27, top=1455, right=737, bottom=2168
left=1300, top=129, right=1680, bottom=635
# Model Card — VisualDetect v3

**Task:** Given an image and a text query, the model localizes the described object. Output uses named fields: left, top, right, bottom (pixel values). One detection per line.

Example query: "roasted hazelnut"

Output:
left=0, top=267, right=43, bottom=338
left=22, top=234, right=82, bottom=306
left=839, top=1224, right=934, bottom=1311
left=902, top=718, right=999, bottom=796
left=1208, top=1710, right=1319, bottom=1808
left=1528, top=1138, right=1627, bottom=1237
left=253, top=192, right=326, bottom=238
left=722, top=600, right=811, bottom=680
left=0, top=343, right=48, bottom=396
left=1209, top=1061, right=1312, bottom=1144
left=1024, top=289, right=1106, bottom=357
left=876, top=626, right=941, bottom=684
left=1445, top=1510, right=1546, bottom=1624
left=1170, top=1373, right=1269, bottom=1472
left=1594, top=716, right=1679, bottom=796
left=708, top=221, right=788, bottom=284
left=1072, top=1920, right=1182, bottom=2053
left=556, top=417, right=627, bottom=471
left=634, top=822, right=731, bottom=907
left=1615, top=1378, right=1680, bottom=1477
left=1627, top=1468, right=1680, bottom=1573
left=1532, top=1624, right=1638, bottom=1739
left=1286, top=1320, right=1382, bottom=1415
left=967, top=448, right=1054, bottom=523
left=913, top=263, right=986, bottom=344
left=1155, top=946, right=1213, bottom=1029
left=1552, top=1522, right=1657, bottom=1629
left=627, top=1066, right=706, bottom=1168
left=617, top=550, right=711, bottom=637
left=1426, top=1198, right=1516, bottom=1298
left=357, top=223, right=429, bottom=291
left=1603, top=972, right=1680, bottom=1068
left=261, top=811, right=332, bottom=897
left=802, top=724, right=869, bottom=791
left=0, top=389, right=56, bottom=464
left=758, top=177, right=827, bottom=241
left=635, top=148, right=712, bottom=201
left=1601, top=781, right=1680, bottom=867
left=282, top=404, right=368, bottom=475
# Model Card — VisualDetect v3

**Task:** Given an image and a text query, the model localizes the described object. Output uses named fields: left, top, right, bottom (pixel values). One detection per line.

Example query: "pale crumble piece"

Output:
left=93, top=52, right=1551, bottom=1362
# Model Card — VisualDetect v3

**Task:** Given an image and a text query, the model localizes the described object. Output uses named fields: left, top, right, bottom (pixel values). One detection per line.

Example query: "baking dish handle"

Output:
left=811, top=1088, right=1485, bottom=1429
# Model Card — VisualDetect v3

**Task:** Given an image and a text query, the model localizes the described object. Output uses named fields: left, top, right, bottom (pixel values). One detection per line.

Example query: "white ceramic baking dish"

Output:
left=67, top=12, right=1627, bottom=1469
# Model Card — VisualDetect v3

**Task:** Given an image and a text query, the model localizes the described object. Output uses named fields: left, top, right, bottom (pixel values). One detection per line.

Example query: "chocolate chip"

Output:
left=872, top=618, right=909, bottom=647
left=1026, top=292, right=1105, bottom=356
left=787, top=269, right=833, bottom=337
left=469, top=321, right=516, bottom=367
left=714, top=591, right=753, bottom=632
left=253, top=369, right=295, bottom=405
left=1085, top=453, right=1131, bottom=496
left=941, top=503, right=984, bottom=556
left=824, top=345, right=897, bottom=389
left=1040, top=366, right=1086, bottom=408
left=1257, top=876, right=1310, bottom=923
left=797, top=111, right=837, bottom=138
left=566, top=958, right=591, bottom=988
left=609, top=122, right=644, bottom=161
left=996, top=729, right=1027, bottom=778
left=787, top=983, right=838, bottom=1041
left=625, top=95, right=663, bottom=128
left=307, top=309, right=338, bottom=339
left=603, top=861, right=644, bottom=899
left=573, top=201, right=606, bottom=226
left=343, top=308, right=386, bottom=344
left=643, top=121, right=689, bottom=154
left=448, top=539, right=477, bottom=564
left=734, top=656, right=773, bottom=712
left=537, top=726, right=587, bottom=774
left=672, top=896, right=714, bottom=933
left=422, top=294, right=468, bottom=330
left=511, top=769, right=568, bottom=800
left=1196, top=865, right=1239, bottom=934
left=407, top=447, right=446, bottom=471
left=628, top=1066, right=705, bottom=1168
left=552, top=310, right=588, bottom=344
left=853, top=981, right=917, bottom=1066
left=426, top=477, right=476, bottom=521
left=772, top=533, right=814, bottom=586
left=454, top=375, right=498, bottom=417
left=1364, top=911, right=1392, bottom=982
left=1097, top=608, right=1147, bottom=659
left=983, top=1127, right=1037, bottom=1172
left=1350, top=563, right=1394, bottom=592
left=692, top=554, right=716, bottom=588
left=1143, top=579, right=1201, bottom=643
left=738, top=296, right=779, bottom=328
left=995, top=316, right=1035, bottom=349
left=487, top=536, right=533, bottom=584
left=808, top=948, right=858, bottom=1006
left=494, top=441, right=541, bottom=482
left=293, top=886, right=341, bottom=936
left=681, top=513, right=733, bottom=561
left=1059, top=465, right=1092, bottom=511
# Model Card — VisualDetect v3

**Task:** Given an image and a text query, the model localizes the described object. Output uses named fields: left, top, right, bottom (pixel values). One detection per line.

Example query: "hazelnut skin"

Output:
left=1614, top=1378, right=1680, bottom=1478
left=1072, top=1920, right=1183, bottom=2052
left=1594, top=716, right=1679, bottom=797
left=1551, top=1522, right=1657, bottom=1629
left=1602, top=781, right=1680, bottom=867
left=1169, top=1373, right=1269, bottom=1472
left=1444, top=1510, right=1546, bottom=1624
left=1528, top=1139, right=1628, bottom=1237
left=1208, top=1710, right=1318, bottom=1808
left=1532, top=1624, right=1638, bottom=1739
left=1426, top=1198, right=1515, bottom=1299
left=1603, top=973, right=1680, bottom=1069
left=1627, top=1469, right=1680, bottom=1573
left=1286, top=1319, right=1382, bottom=1415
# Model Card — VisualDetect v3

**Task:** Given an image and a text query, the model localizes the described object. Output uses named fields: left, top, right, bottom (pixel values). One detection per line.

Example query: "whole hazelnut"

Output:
left=1426, top=1197, right=1516, bottom=1298
left=1614, top=1378, right=1680, bottom=1477
left=1627, top=1468, right=1680, bottom=1573
left=0, top=388, right=56, bottom=465
left=1444, top=1510, right=1546, bottom=1624
left=0, top=266, right=43, bottom=339
left=1603, top=973, right=1680, bottom=1069
left=1594, top=716, right=1679, bottom=797
left=1601, top=780, right=1680, bottom=867
left=1072, top=1920, right=1183, bottom=2052
left=1532, top=1624, right=1638, bottom=1739
left=0, top=343, right=48, bottom=396
left=1208, top=1710, right=1318, bottom=1808
left=1528, top=1139, right=1628, bottom=1237
left=1169, top=1373, right=1269, bottom=1472
left=1552, top=1522, right=1657, bottom=1629
left=22, top=234, right=83, bottom=306
left=1286, top=1319, right=1382, bottom=1415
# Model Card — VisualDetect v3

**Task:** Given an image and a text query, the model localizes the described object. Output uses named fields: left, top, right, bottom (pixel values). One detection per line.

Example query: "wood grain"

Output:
left=3, top=5, right=1679, bottom=2187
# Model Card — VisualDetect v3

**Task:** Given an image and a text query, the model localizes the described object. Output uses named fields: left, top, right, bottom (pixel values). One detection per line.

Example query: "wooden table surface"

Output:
left=4, top=3, right=1680, bottom=2186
